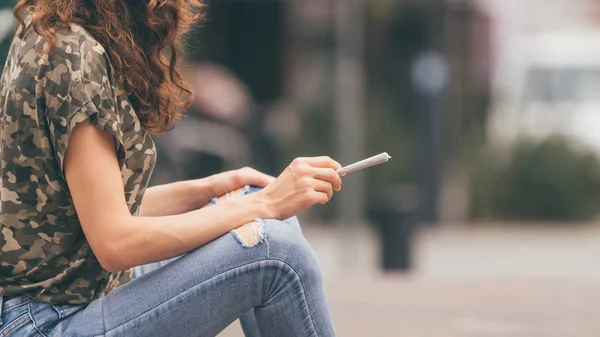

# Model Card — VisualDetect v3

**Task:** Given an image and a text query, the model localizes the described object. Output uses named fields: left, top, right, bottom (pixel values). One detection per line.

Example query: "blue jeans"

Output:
left=0, top=187, right=336, bottom=336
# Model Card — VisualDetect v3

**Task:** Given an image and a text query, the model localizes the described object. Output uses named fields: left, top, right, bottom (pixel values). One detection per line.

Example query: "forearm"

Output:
left=139, top=168, right=268, bottom=216
left=140, top=179, right=214, bottom=216
left=103, top=192, right=270, bottom=271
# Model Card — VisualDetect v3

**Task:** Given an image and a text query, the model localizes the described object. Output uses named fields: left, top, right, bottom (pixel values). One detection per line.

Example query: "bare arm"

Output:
left=140, top=166, right=274, bottom=216
left=65, top=121, right=342, bottom=272
left=139, top=180, right=212, bottom=217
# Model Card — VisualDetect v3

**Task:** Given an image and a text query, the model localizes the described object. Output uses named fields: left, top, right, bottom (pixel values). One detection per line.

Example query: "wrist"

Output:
left=185, top=178, right=214, bottom=209
left=246, top=191, right=276, bottom=219
left=204, top=171, right=239, bottom=198
left=201, top=174, right=219, bottom=198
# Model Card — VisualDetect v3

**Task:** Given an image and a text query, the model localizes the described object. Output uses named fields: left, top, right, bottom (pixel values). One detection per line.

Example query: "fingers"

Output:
left=313, top=179, right=334, bottom=202
left=312, top=191, right=330, bottom=205
left=302, top=156, right=342, bottom=171
left=237, top=167, right=276, bottom=188
left=313, top=168, right=342, bottom=192
left=288, top=157, right=342, bottom=196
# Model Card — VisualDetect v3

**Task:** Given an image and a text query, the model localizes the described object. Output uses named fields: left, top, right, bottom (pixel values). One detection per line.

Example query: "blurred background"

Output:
left=3, top=0, right=600, bottom=336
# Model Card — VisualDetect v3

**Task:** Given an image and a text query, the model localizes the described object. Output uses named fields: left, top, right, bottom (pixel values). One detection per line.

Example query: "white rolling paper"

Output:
left=336, top=152, right=391, bottom=175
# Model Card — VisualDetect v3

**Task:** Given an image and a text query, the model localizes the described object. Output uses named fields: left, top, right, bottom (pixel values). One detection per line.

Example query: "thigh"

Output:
left=132, top=256, right=180, bottom=279
left=49, top=221, right=277, bottom=337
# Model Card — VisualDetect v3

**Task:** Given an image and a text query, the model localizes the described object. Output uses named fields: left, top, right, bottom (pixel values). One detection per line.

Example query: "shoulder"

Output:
left=61, top=24, right=110, bottom=69
left=46, top=24, right=111, bottom=81
left=14, top=23, right=111, bottom=88
left=9, top=23, right=123, bottom=127
left=25, top=24, right=116, bottom=113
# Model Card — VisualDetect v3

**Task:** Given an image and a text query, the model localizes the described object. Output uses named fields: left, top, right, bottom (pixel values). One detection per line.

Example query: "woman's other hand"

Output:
left=208, top=167, right=274, bottom=199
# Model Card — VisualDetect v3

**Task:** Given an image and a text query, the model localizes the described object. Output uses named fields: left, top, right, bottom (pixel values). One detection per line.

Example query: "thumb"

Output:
left=246, top=170, right=276, bottom=188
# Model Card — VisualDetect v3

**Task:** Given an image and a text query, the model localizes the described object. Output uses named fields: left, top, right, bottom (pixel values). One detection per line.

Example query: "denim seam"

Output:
left=3, top=300, right=32, bottom=312
left=50, top=305, right=62, bottom=320
left=0, top=313, right=30, bottom=337
left=27, top=303, right=48, bottom=337
left=105, top=260, right=318, bottom=336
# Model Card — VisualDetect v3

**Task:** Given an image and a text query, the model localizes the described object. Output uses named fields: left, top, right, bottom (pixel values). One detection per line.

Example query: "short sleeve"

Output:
left=43, top=29, right=125, bottom=178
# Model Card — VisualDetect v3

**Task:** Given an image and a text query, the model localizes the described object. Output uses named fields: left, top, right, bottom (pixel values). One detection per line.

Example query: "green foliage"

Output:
left=469, top=137, right=600, bottom=221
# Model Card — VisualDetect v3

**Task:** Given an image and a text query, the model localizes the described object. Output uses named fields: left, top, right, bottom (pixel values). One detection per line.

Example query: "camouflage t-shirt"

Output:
left=0, top=22, right=157, bottom=304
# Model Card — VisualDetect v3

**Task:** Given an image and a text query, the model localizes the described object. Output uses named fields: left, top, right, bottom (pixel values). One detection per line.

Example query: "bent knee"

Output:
left=263, top=219, right=321, bottom=269
left=232, top=218, right=313, bottom=258
left=233, top=218, right=323, bottom=281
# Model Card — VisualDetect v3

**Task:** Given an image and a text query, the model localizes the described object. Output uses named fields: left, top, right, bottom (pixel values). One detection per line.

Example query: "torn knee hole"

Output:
left=233, top=221, right=264, bottom=247
left=216, top=187, right=247, bottom=203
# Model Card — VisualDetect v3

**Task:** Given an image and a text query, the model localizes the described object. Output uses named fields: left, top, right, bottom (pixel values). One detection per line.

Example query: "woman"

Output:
left=0, top=1, right=340, bottom=336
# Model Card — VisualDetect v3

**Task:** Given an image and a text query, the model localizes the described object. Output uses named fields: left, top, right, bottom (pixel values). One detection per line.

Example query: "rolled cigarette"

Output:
left=336, top=152, right=391, bottom=175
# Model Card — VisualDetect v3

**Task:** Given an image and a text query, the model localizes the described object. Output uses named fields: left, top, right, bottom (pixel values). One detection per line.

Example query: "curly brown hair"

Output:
left=14, top=0, right=204, bottom=134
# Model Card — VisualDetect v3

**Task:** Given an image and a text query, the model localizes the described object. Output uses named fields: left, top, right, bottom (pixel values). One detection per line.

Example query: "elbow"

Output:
left=85, top=216, right=136, bottom=273
left=98, top=256, right=126, bottom=273
left=94, top=241, right=129, bottom=273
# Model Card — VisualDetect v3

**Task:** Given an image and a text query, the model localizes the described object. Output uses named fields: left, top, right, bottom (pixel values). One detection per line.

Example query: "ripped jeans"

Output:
left=0, top=186, right=336, bottom=336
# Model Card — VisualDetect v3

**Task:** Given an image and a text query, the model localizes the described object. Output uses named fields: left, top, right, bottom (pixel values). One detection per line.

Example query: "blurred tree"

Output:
left=470, top=136, right=600, bottom=222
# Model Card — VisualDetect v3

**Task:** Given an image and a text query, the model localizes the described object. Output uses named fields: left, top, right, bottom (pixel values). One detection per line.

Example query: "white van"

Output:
left=488, top=29, right=600, bottom=154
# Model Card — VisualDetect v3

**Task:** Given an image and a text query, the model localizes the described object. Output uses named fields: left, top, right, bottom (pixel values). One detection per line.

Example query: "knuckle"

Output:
left=295, top=164, right=308, bottom=176
left=298, top=177, right=312, bottom=187
left=289, top=164, right=306, bottom=176
left=233, top=169, right=244, bottom=182
left=298, top=164, right=312, bottom=175
left=292, top=157, right=306, bottom=166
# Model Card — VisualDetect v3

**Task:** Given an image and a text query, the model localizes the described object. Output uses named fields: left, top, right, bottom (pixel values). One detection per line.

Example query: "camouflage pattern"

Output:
left=0, top=20, right=157, bottom=304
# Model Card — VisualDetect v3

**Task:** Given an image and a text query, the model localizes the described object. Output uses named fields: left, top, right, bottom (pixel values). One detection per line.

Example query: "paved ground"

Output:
left=218, top=222, right=600, bottom=336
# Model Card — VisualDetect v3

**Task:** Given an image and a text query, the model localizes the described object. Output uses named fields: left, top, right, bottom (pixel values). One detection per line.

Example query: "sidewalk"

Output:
left=219, top=222, right=600, bottom=336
